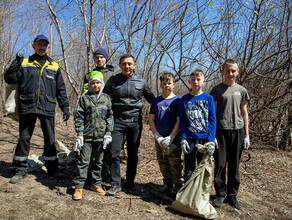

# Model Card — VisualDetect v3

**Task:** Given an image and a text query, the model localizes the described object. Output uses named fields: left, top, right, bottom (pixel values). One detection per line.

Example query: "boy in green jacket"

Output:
left=73, top=71, right=114, bottom=200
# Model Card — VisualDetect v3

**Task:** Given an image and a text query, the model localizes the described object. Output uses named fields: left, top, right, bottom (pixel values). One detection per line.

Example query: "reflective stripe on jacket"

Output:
left=4, top=55, right=69, bottom=116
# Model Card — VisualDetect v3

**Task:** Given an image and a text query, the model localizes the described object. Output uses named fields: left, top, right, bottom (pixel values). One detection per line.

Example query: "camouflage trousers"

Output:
left=155, top=140, right=183, bottom=188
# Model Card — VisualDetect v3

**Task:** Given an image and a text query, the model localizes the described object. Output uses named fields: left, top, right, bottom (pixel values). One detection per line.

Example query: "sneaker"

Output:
left=91, top=185, right=106, bottom=196
left=9, top=174, right=26, bottom=184
left=213, top=196, right=226, bottom=208
left=106, top=184, right=121, bottom=196
left=225, top=196, right=241, bottom=210
left=126, top=182, right=138, bottom=195
left=73, top=188, right=83, bottom=200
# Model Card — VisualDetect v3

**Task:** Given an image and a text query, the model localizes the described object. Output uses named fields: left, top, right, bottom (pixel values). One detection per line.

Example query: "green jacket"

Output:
left=75, top=91, right=113, bottom=142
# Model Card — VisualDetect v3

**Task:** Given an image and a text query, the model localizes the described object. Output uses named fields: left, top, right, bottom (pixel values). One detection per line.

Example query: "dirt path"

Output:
left=0, top=117, right=291, bottom=219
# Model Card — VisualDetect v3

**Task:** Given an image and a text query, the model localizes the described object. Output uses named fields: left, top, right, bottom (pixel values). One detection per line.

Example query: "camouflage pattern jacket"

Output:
left=75, top=91, right=113, bottom=142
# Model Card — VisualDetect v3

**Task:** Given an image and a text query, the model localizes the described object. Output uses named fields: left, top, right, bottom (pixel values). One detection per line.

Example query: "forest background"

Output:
left=0, top=0, right=291, bottom=150
left=0, top=1, right=291, bottom=219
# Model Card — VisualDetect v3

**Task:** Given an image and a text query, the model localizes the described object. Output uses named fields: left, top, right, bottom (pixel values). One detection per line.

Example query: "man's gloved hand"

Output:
left=63, top=109, right=70, bottom=121
left=161, top=134, right=175, bottom=147
left=16, top=53, right=24, bottom=63
left=8, top=53, right=24, bottom=73
left=244, top=136, right=250, bottom=150
left=207, top=141, right=216, bottom=156
left=154, top=132, right=164, bottom=145
left=181, top=139, right=190, bottom=154
left=74, top=136, right=84, bottom=152
left=103, top=135, right=112, bottom=150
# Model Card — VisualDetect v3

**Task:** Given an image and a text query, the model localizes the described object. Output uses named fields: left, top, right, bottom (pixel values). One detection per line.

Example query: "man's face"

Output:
left=119, top=57, right=136, bottom=77
left=222, top=63, right=239, bottom=84
left=94, top=54, right=107, bottom=67
left=188, top=74, right=206, bottom=91
left=90, top=80, right=102, bottom=94
left=160, top=79, right=175, bottom=95
left=32, top=40, right=49, bottom=56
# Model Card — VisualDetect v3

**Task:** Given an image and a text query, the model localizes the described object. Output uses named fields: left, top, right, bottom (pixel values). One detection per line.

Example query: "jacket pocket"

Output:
left=134, top=84, right=143, bottom=97
left=19, top=93, right=35, bottom=111
left=46, top=95, right=56, bottom=112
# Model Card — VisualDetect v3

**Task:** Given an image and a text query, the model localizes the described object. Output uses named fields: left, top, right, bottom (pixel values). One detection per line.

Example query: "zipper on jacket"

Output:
left=35, top=60, right=49, bottom=113
left=126, top=77, right=129, bottom=113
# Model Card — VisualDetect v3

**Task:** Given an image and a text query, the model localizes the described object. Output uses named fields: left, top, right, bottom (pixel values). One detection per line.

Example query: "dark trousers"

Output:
left=109, top=117, right=142, bottom=186
left=184, top=138, right=205, bottom=181
left=74, top=141, right=104, bottom=188
left=12, top=114, right=58, bottom=176
left=214, top=128, right=244, bottom=197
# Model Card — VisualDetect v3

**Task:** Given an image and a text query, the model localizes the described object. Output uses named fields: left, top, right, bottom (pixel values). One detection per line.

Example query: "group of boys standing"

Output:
left=4, top=34, right=250, bottom=211
left=149, top=63, right=249, bottom=210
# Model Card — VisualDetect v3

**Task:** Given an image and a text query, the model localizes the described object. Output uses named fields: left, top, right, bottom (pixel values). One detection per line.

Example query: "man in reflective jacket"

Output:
left=4, top=34, right=70, bottom=184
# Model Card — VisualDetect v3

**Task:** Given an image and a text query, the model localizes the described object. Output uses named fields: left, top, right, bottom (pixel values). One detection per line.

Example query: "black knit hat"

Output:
left=93, top=48, right=109, bottom=62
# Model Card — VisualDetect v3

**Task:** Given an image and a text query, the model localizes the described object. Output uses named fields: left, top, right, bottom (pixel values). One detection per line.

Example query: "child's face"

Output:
left=160, top=78, right=175, bottom=94
left=90, top=80, right=102, bottom=94
left=221, top=63, right=239, bottom=84
left=188, top=74, right=206, bottom=91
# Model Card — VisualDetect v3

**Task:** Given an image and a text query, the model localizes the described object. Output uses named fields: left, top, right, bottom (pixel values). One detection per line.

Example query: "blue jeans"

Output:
left=184, top=138, right=206, bottom=181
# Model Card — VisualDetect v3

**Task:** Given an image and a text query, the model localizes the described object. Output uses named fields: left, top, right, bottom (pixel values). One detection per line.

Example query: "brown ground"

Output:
left=0, top=116, right=291, bottom=220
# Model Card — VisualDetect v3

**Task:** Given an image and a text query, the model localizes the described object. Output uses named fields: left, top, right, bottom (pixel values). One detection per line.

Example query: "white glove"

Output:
left=154, top=132, right=164, bottom=145
left=181, top=139, right=190, bottom=154
left=103, top=135, right=112, bottom=150
left=214, top=138, right=219, bottom=149
left=74, top=136, right=84, bottom=151
left=244, top=136, right=250, bottom=150
left=207, top=141, right=216, bottom=156
left=161, top=135, right=175, bottom=147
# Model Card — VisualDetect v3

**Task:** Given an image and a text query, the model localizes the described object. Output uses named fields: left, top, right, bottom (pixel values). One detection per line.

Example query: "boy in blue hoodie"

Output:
left=73, top=71, right=114, bottom=200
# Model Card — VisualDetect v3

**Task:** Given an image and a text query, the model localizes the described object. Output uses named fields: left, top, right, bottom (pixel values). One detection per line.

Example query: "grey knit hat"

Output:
left=93, top=48, right=109, bottom=62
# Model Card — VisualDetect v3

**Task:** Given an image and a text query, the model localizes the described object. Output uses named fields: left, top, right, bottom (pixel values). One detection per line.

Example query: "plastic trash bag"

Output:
left=27, top=141, right=77, bottom=172
left=4, top=83, right=19, bottom=122
left=171, top=142, right=218, bottom=219
left=56, top=140, right=77, bottom=166
left=27, top=155, right=46, bottom=172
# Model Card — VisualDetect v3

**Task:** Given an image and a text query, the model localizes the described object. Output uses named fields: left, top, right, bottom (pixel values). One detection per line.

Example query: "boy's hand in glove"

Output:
left=161, top=134, right=175, bottom=147
left=74, top=136, right=84, bottom=152
left=207, top=141, right=216, bottom=156
left=181, top=139, right=190, bottom=154
left=154, top=132, right=164, bottom=145
left=103, top=135, right=112, bottom=150
left=244, top=136, right=250, bottom=150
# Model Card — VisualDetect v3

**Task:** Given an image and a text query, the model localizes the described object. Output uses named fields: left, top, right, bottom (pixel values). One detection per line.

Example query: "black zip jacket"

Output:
left=103, top=73, right=155, bottom=118
left=4, top=54, right=69, bottom=116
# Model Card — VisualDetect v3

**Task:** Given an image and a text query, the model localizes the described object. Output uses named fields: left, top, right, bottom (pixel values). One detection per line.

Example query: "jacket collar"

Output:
left=29, top=54, right=54, bottom=63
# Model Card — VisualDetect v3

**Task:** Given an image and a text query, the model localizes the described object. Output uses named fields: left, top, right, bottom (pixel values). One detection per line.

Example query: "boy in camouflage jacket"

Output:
left=73, top=71, right=114, bottom=200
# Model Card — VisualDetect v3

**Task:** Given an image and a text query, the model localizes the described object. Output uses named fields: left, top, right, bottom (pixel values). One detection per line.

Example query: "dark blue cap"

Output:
left=34, top=34, right=49, bottom=44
